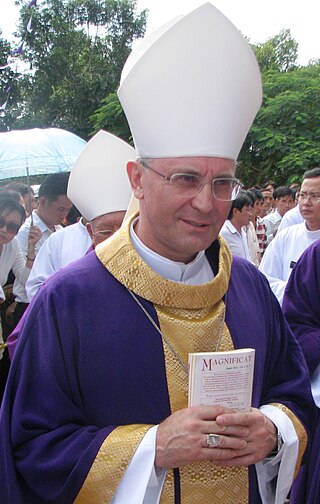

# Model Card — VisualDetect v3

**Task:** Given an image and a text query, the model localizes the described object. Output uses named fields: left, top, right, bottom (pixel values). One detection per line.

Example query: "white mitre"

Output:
left=68, top=130, right=136, bottom=221
left=118, top=2, right=262, bottom=160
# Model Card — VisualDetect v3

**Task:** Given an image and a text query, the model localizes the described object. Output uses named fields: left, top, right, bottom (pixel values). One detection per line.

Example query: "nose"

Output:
left=191, top=182, right=215, bottom=213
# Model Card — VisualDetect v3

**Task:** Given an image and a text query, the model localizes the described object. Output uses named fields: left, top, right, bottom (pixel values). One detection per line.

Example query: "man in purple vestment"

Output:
left=0, top=4, right=316, bottom=504
left=283, top=240, right=320, bottom=503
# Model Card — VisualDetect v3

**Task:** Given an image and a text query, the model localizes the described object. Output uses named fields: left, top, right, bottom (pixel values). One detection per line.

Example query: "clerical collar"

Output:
left=130, top=218, right=214, bottom=285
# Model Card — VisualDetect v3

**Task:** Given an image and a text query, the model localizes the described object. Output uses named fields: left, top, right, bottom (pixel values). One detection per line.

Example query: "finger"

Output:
left=216, top=410, right=262, bottom=428
left=191, top=405, right=236, bottom=420
left=203, top=434, right=247, bottom=451
left=200, top=421, right=249, bottom=437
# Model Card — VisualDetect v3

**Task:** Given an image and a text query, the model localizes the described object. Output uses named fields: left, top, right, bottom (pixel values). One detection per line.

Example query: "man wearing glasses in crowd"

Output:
left=0, top=4, right=314, bottom=504
left=260, top=167, right=320, bottom=305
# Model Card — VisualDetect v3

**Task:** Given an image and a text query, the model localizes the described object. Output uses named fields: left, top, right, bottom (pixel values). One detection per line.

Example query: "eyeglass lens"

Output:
left=299, top=192, right=320, bottom=202
left=0, top=216, right=20, bottom=235
left=141, top=160, right=240, bottom=201
left=212, top=179, right=240, bottom=200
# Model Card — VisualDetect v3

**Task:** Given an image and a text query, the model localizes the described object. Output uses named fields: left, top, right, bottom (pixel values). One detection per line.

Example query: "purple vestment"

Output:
left=0, top=243, right=316, bottom=503
left=283, top=239, right=320, bottom=504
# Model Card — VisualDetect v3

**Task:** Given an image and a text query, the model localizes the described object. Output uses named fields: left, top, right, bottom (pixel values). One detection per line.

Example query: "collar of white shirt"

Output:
left=130, top=218, right=214, bottom=285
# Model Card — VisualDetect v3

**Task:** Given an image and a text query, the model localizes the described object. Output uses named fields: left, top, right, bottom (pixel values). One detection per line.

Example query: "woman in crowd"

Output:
left=0, top=193, right=41, bottom=404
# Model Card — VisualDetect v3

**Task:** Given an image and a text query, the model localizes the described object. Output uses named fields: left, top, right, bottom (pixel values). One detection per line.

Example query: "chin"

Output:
left=188, top=237, right=217, bottom=256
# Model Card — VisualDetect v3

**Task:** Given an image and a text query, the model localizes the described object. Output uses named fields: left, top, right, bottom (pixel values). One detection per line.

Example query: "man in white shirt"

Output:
left=260, top=188, right=273, bottom=218
left=13, top=172, right=73, bottom=325
left=220, top=191, right=252, bottom=261
left=259, top=167, right=320, bottom=304
left=262, top=186, right=294, bottom=245
left=26, top=131, right=135, bottom=301
left=277, top=203, right=303, bottom=232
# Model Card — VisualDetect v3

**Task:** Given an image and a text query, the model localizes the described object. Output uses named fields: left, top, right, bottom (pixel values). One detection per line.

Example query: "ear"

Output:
left=126, top=161, right=144, bottom=200
left=37, top=196, right=46, bottom=208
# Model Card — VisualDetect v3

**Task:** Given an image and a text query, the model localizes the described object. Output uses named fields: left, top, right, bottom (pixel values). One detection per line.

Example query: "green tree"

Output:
left=0, top=35, right=26, bottom=131
left=238, top=63, right=320, bottom=186
left=253, top=29, right=298, bottom=72
left=5, top=0, right=147, bottom=138
left=89, top=92, right=131, bottom=141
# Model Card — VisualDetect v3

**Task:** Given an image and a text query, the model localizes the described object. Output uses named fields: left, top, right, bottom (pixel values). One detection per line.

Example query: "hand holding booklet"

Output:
left=188, top=348, right=255, bottom=412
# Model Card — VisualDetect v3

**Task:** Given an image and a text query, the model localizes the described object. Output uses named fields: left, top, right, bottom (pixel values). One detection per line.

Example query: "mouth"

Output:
left=182, top=219, right=211, bottom=229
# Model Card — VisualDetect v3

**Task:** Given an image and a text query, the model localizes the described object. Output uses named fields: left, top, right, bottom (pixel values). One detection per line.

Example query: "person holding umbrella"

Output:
left=11, top=172, right=72, bottom=327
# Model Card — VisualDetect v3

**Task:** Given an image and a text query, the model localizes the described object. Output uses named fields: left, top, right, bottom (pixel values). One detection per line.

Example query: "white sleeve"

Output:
left=260, top=275, right=286, bottom=306
left=26, top=240, right=55, bottom=301
left=16, top=225, right=29, bottom=256
left=256, top=405, right=299, bottom=504
left=259, top=239, right=286, bottom=305
left=11, top=243, right=31, bottom=286
left=111, top=426, right=166, bottom=504
left=277, top=218, right=288, bottom=233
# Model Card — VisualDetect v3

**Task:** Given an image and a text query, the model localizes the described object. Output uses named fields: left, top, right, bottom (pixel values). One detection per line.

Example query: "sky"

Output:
left=1, top=0, right=319, bottom=65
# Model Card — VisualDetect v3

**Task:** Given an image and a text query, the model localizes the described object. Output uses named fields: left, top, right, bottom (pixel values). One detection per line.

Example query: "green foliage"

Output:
left=238, top=63, right=320, bottom=185
left=2, top=15, right=320, bottom=188
left=0, top=36, right=26, bottom=131
left=89, top=92, right=132, bottom=141
left=253, top=29, right=298, bottom=72
left=1, top=0, right=147, bottom=138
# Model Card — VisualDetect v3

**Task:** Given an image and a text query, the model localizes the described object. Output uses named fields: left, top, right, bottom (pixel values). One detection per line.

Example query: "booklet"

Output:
left=188, top=348, right=255, bottom=411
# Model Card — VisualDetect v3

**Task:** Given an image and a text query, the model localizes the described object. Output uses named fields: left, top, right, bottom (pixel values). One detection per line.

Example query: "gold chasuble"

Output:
left=77, top=215, right=249, bottom=503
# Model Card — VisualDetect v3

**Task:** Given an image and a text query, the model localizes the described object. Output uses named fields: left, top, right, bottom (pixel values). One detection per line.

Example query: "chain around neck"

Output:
left=126, top=288, right=227, bottom=375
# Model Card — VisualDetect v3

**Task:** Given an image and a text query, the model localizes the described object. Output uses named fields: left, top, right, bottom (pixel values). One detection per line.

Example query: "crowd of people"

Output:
left=221, top=171, right=320, bottom=307
left=0, top=2, right=319, bottom=503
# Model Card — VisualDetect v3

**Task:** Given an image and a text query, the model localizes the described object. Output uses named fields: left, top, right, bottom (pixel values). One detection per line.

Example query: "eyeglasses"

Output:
left=140, top=160, right=242, bottom=201
left=0, top=216, right=21, bottom=235
left=298, top=192, right=320, bottom=203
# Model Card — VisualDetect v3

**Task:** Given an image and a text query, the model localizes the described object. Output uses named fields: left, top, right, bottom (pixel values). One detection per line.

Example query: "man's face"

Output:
left=261, top=191, right=272, bottom=212
left=253, top=199, right=264, bottom=218
left=40, top=195, right=73, bottom=226
left=265, top=184, right=274, bottom=195
left=23, top=191, right=36, bottom=217
left=237, top=205, right=252, bottom=228
left=88, top=210, right=126, bottom=247
left=299, top=177, right=320, bottom=230
left=276, top=195, right=295, bottom=217
left=128, top=157, right=235, bottom=263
